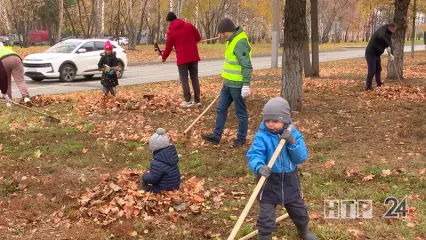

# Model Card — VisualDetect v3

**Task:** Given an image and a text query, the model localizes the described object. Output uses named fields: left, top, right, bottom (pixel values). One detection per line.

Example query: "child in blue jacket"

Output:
left=247, top=97, right=318, bottom=240
left=140, top=128, right=181, bottom=193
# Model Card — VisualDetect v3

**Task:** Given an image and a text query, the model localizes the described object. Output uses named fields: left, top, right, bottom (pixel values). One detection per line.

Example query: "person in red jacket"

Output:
left=162, top=12, right=202, bottom=108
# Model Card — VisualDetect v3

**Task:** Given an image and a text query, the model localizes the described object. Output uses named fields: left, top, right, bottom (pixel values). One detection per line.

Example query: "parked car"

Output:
left=118, top=37, right=129, bottom=45
left=8, top=34, right=22, bottom=45
left=23, top=39, right=128, bottom=82
left=29, top=30, right=50, bottom=45
left=60, top=35, right=80, bottom=42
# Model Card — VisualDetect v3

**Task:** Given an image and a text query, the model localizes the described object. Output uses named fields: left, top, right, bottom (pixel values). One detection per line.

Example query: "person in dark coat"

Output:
left=246, top=97, right=317, bottom=240
left=98, top=41, right=119, bottom=96
left=161, top=12, right=202, bottom=108
left=365, top=23, right=397, bottom=90
left=141, top=128, right=181, bottom=193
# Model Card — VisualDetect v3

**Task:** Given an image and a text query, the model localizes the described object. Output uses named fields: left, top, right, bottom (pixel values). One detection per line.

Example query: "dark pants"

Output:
left=103, top=86, right=116, bottom=96
left=365, top=51, right=382, bottom=89
left=257, top=198, right=309, bottom=235
left=213, top=85, right=248, bottom=141
left=178, top=61, right=200, bottom=103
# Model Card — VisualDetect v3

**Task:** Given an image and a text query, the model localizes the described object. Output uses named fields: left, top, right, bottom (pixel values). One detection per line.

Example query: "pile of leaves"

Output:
left=371, top=85, right=426, bottom=101
left=77, top=169, right=226, bottom=225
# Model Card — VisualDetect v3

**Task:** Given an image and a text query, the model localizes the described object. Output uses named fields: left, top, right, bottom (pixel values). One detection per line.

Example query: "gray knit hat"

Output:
left=218, top=18, right=236, bottom=33
left=149, top=128, right=170, bottom=152
left=262, top=97, right=291, bottom=123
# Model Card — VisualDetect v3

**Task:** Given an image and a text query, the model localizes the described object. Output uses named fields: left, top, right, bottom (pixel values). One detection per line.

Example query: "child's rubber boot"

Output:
left=297, top=225, right=318, bottom=240
left=258, top=233, right=272, bottom=240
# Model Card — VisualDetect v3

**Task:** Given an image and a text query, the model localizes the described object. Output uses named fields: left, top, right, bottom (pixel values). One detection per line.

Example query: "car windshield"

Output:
left=45, top=41, right=80, bottom=53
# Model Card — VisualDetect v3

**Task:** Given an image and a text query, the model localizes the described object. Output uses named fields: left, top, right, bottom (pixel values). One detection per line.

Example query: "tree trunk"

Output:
left=64, top=6, right=77, bottom=36
left=281, top=0, right=306, bottom=111
left=303, top=23, right=312, bottom=77
left=411, top=0, right=416, bottom=58
left=115, top=0, right=121, bottom=42
left=55, top=0, right=64, bottom=43
left=128, top=0, right=134, bottom=48
left=387, top=0, right=410, bottom=80
left=129, top=0, right=147, bottom=49
left=101, top=0, right=105, bottom=35
left=311, top=0, right=319, bottom=77
left=195, top=0, right=199, bottom=29
left=156, top=0, right=161, bottom=43
left=93, top=0, right=100, bottom=37
left=76, top=0, right=88, bottom=38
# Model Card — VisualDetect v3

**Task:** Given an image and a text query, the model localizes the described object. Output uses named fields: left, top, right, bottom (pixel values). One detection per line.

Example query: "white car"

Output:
left=118, top=37, right=129, bottom=45
left=23, top=39, right=128, bottom=82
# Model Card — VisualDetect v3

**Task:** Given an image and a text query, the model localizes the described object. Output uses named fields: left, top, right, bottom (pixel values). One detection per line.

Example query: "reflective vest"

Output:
left=222, top=31, right=252, bottom=82
left=0, top=47, right=19, bottom=61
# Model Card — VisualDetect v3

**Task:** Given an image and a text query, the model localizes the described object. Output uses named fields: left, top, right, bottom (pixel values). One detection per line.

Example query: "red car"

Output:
left=29, top=30, right=49, bottom=45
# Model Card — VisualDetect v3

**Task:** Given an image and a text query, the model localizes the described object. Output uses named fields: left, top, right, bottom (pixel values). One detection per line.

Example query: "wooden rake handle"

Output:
left=198, top=37, right=220, bottom=43
left=238, top=213, right=289, bottom=240
left=183, top=94, right=220, bottom=135
left=226, top=125, right=293, bottom=240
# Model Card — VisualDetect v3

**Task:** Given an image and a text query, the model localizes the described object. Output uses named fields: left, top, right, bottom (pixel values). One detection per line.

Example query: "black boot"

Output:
left=232, top=138, right=246, bottom=148
left=297, top=225, right=318, bottom=240
left=200, top=133, right=220, bottom=145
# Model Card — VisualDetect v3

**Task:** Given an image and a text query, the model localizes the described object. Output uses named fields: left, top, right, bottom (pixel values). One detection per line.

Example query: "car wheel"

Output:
left=83, top=74, right=94, bottom=79
left=60, top=64, right=76, bottom=82
left=117, top=62, right=124, bottom=79
left=30, top=77, right=44, bottom=81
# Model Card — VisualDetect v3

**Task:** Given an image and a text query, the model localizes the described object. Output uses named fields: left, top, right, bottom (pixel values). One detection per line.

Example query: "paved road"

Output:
left=11, top=45, right=426, bottom=97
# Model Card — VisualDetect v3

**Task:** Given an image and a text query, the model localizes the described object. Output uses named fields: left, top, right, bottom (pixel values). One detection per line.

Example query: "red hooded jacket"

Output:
left=162, top=19, right=201, bottom=65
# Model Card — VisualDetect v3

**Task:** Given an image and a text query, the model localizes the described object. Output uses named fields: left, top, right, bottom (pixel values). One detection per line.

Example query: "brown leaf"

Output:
left=193, top=194, right=205, bottom=203
left=34, top=150, right=42, bottom=158
left=109, top=182, right=122, bottom=192
left=189, top=205, right=200, bottom=213
left=53, top=217, right=61, bottom=223
left=381, top=169, right=392, bottom=177
left=362, top=174, right=375, bottom=181
left=324, top=160, right=335, bottom=169
left=407, top=222, right=416, bottom=228
left=309, top=213, right=321, bottom=221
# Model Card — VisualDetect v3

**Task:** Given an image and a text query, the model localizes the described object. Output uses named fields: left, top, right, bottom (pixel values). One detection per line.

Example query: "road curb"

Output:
left=127, top=54, right=272, bottom=67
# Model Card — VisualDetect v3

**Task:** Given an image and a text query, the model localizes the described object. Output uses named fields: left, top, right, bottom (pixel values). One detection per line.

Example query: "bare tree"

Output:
left=128, top=0, right=148, bottom=49
left=387, top=0, right=411, bottom=79
left=411, top=0, right=416, bottom=58
left=55, top=0, right=64, bottom=43
left=311, top=0, right=319, bottom=76
left=281, top=0, right=307, bottom=111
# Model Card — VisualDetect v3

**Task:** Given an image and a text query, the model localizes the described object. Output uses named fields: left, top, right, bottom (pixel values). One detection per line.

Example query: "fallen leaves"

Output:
left=77, top=170, right=225, bottom=225
left=34, top=149, right=42, bottom=158
left=362, top=174, right=375, bottom=181
left=324, top=160, right=335, bottom=169
left=381, top=169, right=392, bottom=177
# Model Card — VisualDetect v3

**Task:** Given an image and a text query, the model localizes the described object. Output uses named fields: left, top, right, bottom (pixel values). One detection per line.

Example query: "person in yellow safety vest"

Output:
left=201, top=18, right=253, bottom=148
left=0, top=46, right=31, bottom=106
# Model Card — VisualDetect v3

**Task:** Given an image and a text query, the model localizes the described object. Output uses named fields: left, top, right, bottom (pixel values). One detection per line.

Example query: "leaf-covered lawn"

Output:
left=0, top=51, right=425, bottom=240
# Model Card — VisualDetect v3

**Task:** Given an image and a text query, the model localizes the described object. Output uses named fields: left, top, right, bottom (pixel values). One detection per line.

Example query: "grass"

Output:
left=0, top=51, right=425, bottom=239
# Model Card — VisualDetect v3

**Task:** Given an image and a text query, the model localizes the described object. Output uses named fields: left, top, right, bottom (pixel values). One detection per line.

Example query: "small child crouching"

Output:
left=140, top=128, right=181, bottom=193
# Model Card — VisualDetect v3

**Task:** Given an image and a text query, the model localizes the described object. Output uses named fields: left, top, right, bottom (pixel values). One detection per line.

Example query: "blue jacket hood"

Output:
left=247, top=120, right=308, bottom=174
